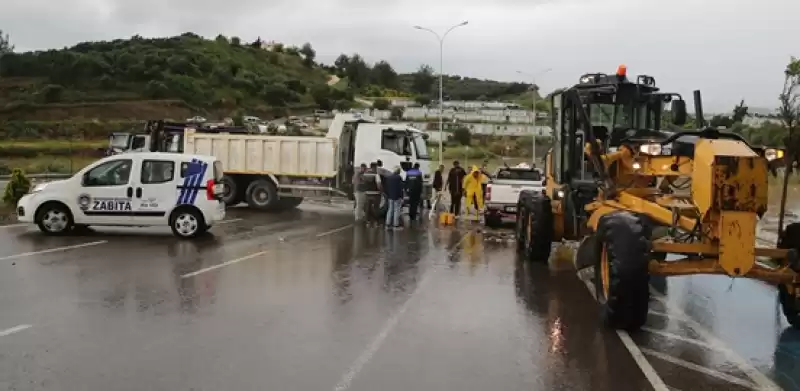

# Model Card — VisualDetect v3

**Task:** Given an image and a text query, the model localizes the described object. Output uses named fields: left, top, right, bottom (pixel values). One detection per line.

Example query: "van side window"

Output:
left=83, top=159, right=133, bottom=187
left=141, top=160, right=175, bottom=184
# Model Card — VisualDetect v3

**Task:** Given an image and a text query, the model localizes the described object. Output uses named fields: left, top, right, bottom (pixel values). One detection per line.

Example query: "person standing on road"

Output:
left=463, top=165, right=486, bottom=218
left=430, top=164, right=445, bottom=212
left=384, top=166, right=405, bottom=230
left=405, top=163, right=423, bottom=223
left=480, top=160, right=491, bottom=198
left=364, top=162, right=383, bottom=226
left=352, top=163, right=368, bottom=222
left=445, top=161, right=466, bottom=217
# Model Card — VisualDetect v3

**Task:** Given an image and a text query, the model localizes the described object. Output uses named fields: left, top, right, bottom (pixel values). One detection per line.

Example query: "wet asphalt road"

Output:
left=1, top=203, right=799, bottom=391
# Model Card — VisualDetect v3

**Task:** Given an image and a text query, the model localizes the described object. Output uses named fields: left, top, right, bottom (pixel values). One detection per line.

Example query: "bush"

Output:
left=373, top=98, right=390, bottom=110
left=3, top=168, right=31, bottom=207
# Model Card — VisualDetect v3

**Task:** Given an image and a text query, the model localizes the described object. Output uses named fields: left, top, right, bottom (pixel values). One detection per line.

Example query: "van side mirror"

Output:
left=671, top=100, right=687, bottom=126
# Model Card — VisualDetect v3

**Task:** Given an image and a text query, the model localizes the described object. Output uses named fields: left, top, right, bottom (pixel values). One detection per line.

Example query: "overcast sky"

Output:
left=2, top=0, right=798, bottom=112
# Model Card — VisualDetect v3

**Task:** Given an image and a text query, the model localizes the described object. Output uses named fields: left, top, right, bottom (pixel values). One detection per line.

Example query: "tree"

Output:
left=777, top=57, right=800, bottom=238
left=415, top=96, right=432, bottom=106
left=0, top=30, right=13, bottom=55
left=372, top=98, right=390, bottom=110
left=3, top=169, right=30, bottom=207
left=453, top=127, right=472, bottom=146
left=230, top=36, right=241, bottom=46
left=300, top=43, right=316, bottom=67
left=334, top=54, right=350, bottom=75
left=214, top=34, right=228, bottom=44
left=390, top=106, right=404, bottom=121
left=732, top=100, right=749, bottom=123
left=251, top=37, right=263, bottom=48
left=345, top=54, right=370, bottom=88
left=370, top=60, right=398, bottom=88
left=412, top=64, right=435, bottom=95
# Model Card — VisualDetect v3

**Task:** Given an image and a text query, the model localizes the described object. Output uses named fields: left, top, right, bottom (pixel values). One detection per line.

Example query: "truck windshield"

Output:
left=412, top=133, right=430, bottom=160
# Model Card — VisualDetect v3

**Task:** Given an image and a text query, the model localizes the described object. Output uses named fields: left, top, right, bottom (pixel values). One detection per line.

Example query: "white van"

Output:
left=16, top=152, right=226, bottom=239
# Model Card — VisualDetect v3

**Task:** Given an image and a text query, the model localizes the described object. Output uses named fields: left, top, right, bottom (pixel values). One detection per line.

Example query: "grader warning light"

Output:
left=515, top=67, right=800, bottom=331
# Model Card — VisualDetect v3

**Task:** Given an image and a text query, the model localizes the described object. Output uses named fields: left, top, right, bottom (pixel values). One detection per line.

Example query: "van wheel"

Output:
left=35, top=203, right=73, bottom=236
left=245, top=179, right=279, bottom=211
left=170, top=208, right=207, bottom=239
left=219, top=176, right=242, bottom=206
left=594, top=211, right=652, bottom=331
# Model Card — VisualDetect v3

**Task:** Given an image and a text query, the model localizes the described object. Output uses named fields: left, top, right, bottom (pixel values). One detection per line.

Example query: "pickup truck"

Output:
left=484, top=165, right=544, bottom=227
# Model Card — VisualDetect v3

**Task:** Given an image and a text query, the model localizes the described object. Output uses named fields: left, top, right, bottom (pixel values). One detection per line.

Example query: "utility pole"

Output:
left=414, top=21, right=469, bottom=167
left=517, top=68, right=552, bottom=165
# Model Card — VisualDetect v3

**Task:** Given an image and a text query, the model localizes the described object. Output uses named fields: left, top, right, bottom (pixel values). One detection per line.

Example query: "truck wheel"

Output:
left=219, top=176, right=242, bottom=206
left=522, top=193, right=553, bottom=263
left=279, top=197, right=303, bottom=210
left=35, top=202, right=74, bottom=236
left=778, top=222, right=800, bottom=328
left=245, top=179, right=279, bottom=211
left=594, top=211, right=652, bottom=331
left=170, top=207, right=207, bottom=239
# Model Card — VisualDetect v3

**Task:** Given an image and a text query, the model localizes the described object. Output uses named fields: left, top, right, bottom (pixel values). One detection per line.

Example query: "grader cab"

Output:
left=515, top=65, right=800, bottom=331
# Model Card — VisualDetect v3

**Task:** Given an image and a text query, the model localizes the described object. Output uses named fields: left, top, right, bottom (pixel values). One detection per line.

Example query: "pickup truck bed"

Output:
left=484, top=167, right=544, bottom=226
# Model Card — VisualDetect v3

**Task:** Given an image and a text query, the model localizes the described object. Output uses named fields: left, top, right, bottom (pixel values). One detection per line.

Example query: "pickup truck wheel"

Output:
left=219, top=176, right=242, bottom=206
left=35, top=202, right=73, bottom=236
left=245, top=179, right=279, bottom=211
left=523, top=193, right=553, bottom=263
left=170, top=207, right=207, bottom=239
left=594, top=211, right=651, bottom=331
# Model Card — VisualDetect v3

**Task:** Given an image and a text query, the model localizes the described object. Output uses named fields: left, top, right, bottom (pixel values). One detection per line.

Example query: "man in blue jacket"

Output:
left=384, top=166, right=405, bottom=230
left=405, top=163, right=424, bottom=223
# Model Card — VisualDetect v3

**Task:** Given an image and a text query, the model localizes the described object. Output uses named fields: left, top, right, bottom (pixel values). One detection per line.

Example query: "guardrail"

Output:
left=0, top=173, right=72, bottom=181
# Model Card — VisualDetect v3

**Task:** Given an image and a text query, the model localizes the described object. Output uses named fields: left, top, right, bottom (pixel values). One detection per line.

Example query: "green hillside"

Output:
left=0, top=33, right=353, bottom=121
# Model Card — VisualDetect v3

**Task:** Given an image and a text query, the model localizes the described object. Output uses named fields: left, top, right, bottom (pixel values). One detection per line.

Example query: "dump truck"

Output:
left=109, top=113, right=433, bottom=211
left=515, top=65, right=799, bottom=331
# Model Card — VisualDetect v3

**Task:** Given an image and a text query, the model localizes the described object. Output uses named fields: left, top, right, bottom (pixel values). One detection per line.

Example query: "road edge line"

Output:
left=180, top=251, right=268, bottom=278
left=581, top=275, right=670, bottom=391
left=316, top=224, right=354, bottom=238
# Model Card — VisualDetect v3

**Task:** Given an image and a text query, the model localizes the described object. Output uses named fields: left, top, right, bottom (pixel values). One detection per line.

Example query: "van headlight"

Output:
left=639, top=143, right=662, bottom=155
left=764, top=148, right=784, bottom=161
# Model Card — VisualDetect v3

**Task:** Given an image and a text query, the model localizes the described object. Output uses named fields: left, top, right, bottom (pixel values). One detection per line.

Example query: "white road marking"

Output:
left=0, top=223, right=28, bottom=229
left=333, top=270, right=436, bottom=391
left=580, top=277, right=671, bottom=391
left=216, top=218, right=243, bottom=225
left=333, top=231, right=471, bottom=391
left=0, top=240, right=108, bottom=262
left=641, top=327, right=720, bottom=351
left=316, top=224, right=353, bottom=238
left=0, top=324, right=32, bottom=337
left=640, top=348, right=759, bottom=390
left=180, top=251, right=268, bottom=278
left=649, top=288, right=782, bottom=391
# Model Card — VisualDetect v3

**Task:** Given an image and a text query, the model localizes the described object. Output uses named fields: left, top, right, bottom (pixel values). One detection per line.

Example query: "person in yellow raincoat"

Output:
left=462, top=165, right=487, bottom=217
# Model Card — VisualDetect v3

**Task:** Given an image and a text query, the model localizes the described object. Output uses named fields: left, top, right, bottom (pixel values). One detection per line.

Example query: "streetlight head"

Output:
left=459, top=21, right=469, bottom=26
left=413, top=25, right=423, bottom=30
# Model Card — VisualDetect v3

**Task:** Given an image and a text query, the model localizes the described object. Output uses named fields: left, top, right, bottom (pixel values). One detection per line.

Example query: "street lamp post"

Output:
left=517, top=68, right=551, bottom=165
left=414, top=21, right=469, bottom=167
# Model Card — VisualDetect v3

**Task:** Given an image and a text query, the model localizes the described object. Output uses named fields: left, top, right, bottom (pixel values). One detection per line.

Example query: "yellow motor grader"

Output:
left=515, top=65, right=800, bottom=331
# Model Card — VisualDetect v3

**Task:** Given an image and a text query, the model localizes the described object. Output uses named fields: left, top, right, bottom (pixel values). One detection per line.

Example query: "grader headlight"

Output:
left=639, top=143, right=662, bottom=155
left=764, top=148, right=784, bottom=161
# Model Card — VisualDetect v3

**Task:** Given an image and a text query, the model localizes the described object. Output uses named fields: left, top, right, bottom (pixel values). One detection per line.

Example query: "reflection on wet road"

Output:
left=0, top=203, right=798, bottom=390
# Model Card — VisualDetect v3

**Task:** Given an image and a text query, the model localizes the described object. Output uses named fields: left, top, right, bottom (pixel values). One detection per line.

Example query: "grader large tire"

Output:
left=778, top=222, right=800, bottom=328
left=594, top=211, right=652, bottom=331
left=519, top=192, right=553, bottom=263
left=515, top=201, right=528, bottom=252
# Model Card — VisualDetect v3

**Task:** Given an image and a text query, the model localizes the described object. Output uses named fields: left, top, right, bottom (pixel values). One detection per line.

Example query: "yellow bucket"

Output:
left=439, top=212, right=455, bottom=226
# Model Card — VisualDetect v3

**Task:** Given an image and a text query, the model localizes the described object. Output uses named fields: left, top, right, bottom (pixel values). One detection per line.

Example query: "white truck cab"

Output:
left=16, top=152, right=226, bottom=239
left=484, top=163, right=544, bottom=227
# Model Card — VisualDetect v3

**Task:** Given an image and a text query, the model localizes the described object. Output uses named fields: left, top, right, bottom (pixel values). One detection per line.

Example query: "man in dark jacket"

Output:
left=384, top=166, right=405, bottom=230
left=405, top=163, right=423, bottom=222
left=363, top=162, right=383, bottom=226
left=445, top=161, right=466, bottom=216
